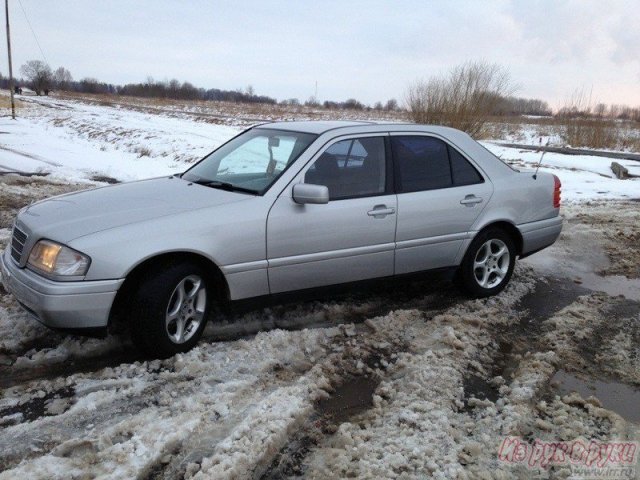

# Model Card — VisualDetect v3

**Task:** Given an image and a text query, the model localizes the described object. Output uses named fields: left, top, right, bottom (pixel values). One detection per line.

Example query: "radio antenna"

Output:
left=533, top=138, right=550, bottom=179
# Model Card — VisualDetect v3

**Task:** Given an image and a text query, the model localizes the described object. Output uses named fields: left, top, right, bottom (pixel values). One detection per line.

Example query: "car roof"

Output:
left=256, top=120, right=463, bottom=137
left=255, top=120, right=378, bottom=134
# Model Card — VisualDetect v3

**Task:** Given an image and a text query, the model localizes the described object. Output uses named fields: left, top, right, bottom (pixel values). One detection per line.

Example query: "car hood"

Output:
left=17, top=177, right=250, bottom=244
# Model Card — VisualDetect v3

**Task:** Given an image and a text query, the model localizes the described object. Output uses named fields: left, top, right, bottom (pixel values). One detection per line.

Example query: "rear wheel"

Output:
left=131, top=261, right=211, bottom=358
left=459, top=228, right=516, bottom=298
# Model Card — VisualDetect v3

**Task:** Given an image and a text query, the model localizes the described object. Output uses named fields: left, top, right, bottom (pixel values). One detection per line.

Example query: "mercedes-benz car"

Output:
left=1, top=121, right=562, bottom=357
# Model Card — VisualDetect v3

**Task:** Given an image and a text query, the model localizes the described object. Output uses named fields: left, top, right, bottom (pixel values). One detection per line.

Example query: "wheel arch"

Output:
left=468, top=220, right=523, bottom=257
left=108, top=251, right=229, bottom=328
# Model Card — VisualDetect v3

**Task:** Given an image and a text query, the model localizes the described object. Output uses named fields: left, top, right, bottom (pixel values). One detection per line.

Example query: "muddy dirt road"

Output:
left=0, top=176, right=639, bottom=479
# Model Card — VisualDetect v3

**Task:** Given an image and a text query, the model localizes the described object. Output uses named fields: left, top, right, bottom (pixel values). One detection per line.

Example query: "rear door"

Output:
left=266, top=134, right=396, bottom=293
left=391, top=134, right=493, bottom=274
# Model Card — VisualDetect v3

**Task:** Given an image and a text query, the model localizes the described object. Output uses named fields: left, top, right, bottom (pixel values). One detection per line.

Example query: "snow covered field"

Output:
left=0, top=94, right=639, bottom=479
left=0, top=94, right=239, bottom=182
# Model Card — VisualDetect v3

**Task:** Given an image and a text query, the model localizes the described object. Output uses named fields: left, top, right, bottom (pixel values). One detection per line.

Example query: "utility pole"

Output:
left=5, top=0, right=16, bottom=119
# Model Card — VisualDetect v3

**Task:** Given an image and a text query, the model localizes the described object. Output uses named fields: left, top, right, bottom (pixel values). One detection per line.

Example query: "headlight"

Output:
left=27, top=240, right=91, bottom=278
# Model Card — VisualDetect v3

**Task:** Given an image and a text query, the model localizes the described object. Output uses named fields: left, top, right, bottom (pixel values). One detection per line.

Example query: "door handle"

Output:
left=460, top=195, right=483, bottom=206
left=367, top=205, right=396, bottom=218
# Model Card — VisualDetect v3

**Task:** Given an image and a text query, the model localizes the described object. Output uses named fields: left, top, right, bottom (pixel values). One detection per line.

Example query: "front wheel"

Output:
left=459, top=229, right=516, bottom=298
left=131, top=262, right=211, bottom=358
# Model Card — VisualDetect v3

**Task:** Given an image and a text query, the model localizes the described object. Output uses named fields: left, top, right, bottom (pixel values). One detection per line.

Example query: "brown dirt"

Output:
left=570, top=203, right=640, bottom=278
left=0, top=176, right=92, bottom=232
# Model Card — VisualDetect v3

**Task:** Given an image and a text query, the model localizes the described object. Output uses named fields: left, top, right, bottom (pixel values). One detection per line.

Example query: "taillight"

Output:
left=553, top=175, right=561, bottom=208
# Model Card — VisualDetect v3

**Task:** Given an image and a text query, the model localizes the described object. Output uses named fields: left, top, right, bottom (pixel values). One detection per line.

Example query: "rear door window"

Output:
left=391, top=136, right=452, bottom=192
left=392, top=136, right=484, bottom=192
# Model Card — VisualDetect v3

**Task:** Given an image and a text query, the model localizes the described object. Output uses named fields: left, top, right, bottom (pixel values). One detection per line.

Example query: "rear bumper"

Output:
left=0, top=247, right=123, bottom=329
left=518, top=216, right=563, bottom=257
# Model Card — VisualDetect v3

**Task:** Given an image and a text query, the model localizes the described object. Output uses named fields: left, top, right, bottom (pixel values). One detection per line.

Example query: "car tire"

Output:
left=459, top=228, right=516, bottom=298
left=130, top=261, right=211, bottom=358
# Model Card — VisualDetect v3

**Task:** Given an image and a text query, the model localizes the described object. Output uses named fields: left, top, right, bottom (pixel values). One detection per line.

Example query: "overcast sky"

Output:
left=4, top=0, right=639, bottom=108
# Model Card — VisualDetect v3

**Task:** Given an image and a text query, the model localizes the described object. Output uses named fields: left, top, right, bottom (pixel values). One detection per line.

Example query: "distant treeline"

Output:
left=492, top=96, right=552, bottom=117
left=6, top=60, right=637, bottom=120
left=80, top=77, right=279, bottom=104
left=0, top=68, right=279, bottom=104
left=1, top=62, right=400, bottom=110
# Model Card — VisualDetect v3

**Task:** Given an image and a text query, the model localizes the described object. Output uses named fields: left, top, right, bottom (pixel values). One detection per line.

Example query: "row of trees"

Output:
left=280, top=96, right=399, bottom=111
left=3, top=60, right=73, bottom=95
left=493, top=96, right=552, bottom=117
left=557, top=96, right=640, bottom=122
left=4, top=60, right=398, bottom=110
left=8, top=59, right=637, bottom=122
left=3, top=61, right=280, bottom=104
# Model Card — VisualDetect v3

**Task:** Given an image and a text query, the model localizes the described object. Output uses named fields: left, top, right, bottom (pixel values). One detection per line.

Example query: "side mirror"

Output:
left=292, top=183, right=329, bottom=205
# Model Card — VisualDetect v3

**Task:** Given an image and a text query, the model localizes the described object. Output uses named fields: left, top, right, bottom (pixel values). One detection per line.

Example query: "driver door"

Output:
left=266, top=135, right=396, bottom=293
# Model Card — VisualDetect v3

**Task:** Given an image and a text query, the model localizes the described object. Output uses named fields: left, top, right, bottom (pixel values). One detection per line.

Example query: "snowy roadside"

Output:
left=482, top=143, right=640, bottom=202
left=0, top=93, right=239, bottom=183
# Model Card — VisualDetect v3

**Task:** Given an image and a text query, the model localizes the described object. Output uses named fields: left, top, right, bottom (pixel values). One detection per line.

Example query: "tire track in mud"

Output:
left=253, top=274, right=638, bottom=479
left=0, top=346, right=143, bottom=389
left=463, top=276, right=589, bottom=399
left=138, top=286, right=455, bottom=479
left=0, top=324, right=369, bottom=478
left=182, top=271, right=537, bottom=479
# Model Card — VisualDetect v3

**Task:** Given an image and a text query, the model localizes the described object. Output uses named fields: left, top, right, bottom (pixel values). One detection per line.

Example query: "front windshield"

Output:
left=183, top=128, right=317, bottom=194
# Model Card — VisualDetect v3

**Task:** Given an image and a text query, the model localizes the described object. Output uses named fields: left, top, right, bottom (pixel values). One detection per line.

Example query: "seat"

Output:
left=305, top=153, right=341, bottom=197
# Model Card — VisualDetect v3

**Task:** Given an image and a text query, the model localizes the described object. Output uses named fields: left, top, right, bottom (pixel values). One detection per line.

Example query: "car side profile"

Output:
left=1, top=121, right=562, bottom=357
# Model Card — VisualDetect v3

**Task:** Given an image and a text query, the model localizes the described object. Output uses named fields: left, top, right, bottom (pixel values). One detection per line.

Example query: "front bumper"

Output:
left=0, top=247, right=123, bottom=329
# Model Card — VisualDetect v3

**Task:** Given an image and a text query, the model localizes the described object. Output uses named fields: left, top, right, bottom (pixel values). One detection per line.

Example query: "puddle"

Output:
left=0, top=385, right=74, bottom=423
left=552, top=370, right=640, bottom=424
left=463, top=374, right=500, bottom=409
left=316, top=375, right=379, bottom=424
left=517, top=277, right=588, bottom=327
left=523, top=228, right=640, bottom=301
left=525, top=255, right=640, bottom=302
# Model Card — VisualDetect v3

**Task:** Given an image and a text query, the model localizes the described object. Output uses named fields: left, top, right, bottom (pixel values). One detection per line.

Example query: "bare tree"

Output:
left=168, top=78, right=180, bottom=97
left=555, top=88, right=619, bottom=149
left=20, top=60, right=53, bottom=95
left=405, top=61, right=514, bottom=136
left=594, top=103, right=607, bottom=118
left=305, top=96, right=320, bottom=107
left=384, top=98, right=398, bottom=111
left=53, top=66, right=73, bottom=90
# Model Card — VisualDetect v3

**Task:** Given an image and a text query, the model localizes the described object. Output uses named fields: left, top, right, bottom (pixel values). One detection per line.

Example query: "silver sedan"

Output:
left=1, top=121, right=562, bottom=357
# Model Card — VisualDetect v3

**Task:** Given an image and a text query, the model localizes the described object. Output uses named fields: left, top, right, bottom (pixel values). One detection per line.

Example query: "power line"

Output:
left=16, top=0, right=49, bottom=66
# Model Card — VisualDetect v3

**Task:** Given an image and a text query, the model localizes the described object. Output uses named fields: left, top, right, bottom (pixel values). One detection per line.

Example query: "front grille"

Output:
left=11, top=226, right=27, bottom=263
